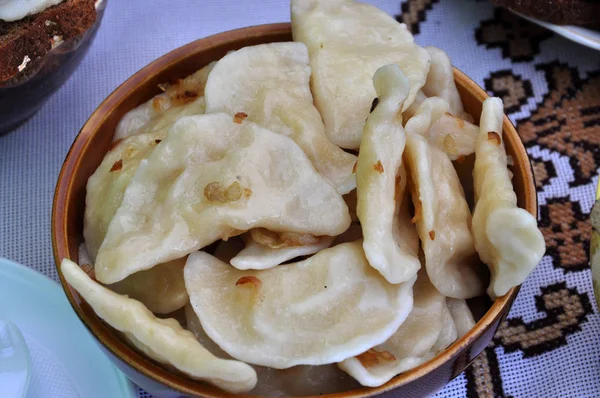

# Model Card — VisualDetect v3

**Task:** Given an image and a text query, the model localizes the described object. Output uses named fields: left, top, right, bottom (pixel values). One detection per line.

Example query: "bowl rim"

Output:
left=52, top=22, right=532, bottom=398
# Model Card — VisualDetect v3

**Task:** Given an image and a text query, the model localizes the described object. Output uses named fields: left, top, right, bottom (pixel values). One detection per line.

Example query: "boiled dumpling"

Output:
left=404, top=98, right=484, bottom=298
left=184, top=241, right=415, bottom=369
left=291, top=0, right=430, bottom=149
left=61, top=259, right=257, bottom=393
left=184, top=304, right=359, bottom=396
left=422, top=47, right=466, bottom=118
left=447, top=298, right=476, bottom=338
left=427, top=112, right=479, bottom=160
left=95, top=113, right=350, bottom=284
left=83, top=134, right=188, bottom=314
left=204, top=42, right=356, bottom=194
left=230, top=232, right=334, bottom=270
left=78, top=244, right=187, bottom=314
left=113, top=62, right=215, bottom=141
left=84, top=133, right=160, bottom=261
left=472, top=97, right=545, bottom=298
left=356, top=64, right=420, bottom=284
left=338, top=270, right=457, bottom=387
left=402, top=90, right=426, bottom=121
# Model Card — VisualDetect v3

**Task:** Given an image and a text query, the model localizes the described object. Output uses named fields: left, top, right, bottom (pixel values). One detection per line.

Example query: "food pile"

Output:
left=61, top=0, right=546, bottom=394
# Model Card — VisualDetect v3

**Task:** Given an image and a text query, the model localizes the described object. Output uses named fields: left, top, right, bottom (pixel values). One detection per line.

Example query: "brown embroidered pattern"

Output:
left=475, top=8, right=552, bottom=62
left=465, top=343, right=509, bottom=398
left=538, top=197, right=590, bottom=272
left=530, top=156, right=557, bottom=190
left=465, top=283, right=592, bottom=397
left=484, top=70, right=533, bottom=114
left=519, top=62, right=600, bottom=187
left=395, top=0, right=439, bottom=34
left=494, top=282, right=593, bottom=357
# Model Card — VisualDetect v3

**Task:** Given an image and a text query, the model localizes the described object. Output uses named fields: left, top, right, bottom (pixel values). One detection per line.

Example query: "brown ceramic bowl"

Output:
left=52, top=23, right=534, bottom=398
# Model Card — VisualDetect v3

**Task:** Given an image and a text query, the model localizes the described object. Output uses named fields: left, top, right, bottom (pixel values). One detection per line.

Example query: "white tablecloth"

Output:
left=2, top=1, right=600, bottom=397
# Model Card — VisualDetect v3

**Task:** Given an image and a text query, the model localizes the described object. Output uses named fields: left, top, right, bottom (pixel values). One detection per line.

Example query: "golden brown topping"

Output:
left=395, top=173, right=402, bottom=186
left=177, top=90, right=199, bottom=105
left=233, top=112, right=248, bottom=124
left=109, top=159, right=123, bottom=172
left=204, top=181, right=244, bottom=203
left=356, top=349, right=396, bottom=368
left=443, top=135, right=457, bottom=155
left=411, top=199, right=422, bottom=224
left=244, top=188, right=253, bottom=198
left=487, top=131, right=502, bottom=146
left=457, top=117, right=465, bottom=129
left=152, top=96, right=168, bottom=113
left=352, top=161, right=358, bottom=174
left=250, top=228, right=320, bottom=249
left=429, top=230, right=436, bottom=240
left=373, top=160, right=384, bottom=174
left=235, top=276, right=262, bottom=289
left=394, top=173, right=402, bottom=201
left=108, top=139, right=123, bottom=152
left=155, top=139, right=162, bottom=144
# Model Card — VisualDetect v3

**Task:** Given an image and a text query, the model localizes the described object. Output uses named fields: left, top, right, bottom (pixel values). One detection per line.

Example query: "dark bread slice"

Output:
left=0, top=0, right=97, bottom=82
left=492, top=0, right=600, bottom=29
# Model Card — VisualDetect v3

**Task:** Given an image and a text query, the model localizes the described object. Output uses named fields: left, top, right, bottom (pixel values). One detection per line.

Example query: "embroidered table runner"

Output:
left=1, top=1, right=599, bottom=397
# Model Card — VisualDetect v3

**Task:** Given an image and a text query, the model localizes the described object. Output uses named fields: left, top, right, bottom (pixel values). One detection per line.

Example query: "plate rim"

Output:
left=514, top=11, right=600, bottom=51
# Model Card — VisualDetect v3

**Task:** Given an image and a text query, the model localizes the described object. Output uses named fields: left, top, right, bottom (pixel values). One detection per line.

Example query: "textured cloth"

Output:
left=1, top=0, right=600, bottom=397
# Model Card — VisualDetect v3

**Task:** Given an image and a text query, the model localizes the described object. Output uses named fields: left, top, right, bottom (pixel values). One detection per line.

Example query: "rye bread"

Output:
left=0, top=0, right=97, bottom=82
left=492, top=0, right=600, bottom=29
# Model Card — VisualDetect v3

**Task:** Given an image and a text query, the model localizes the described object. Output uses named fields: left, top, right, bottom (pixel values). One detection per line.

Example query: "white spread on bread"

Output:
left=17, top=55, right=31, bottom=72
left=0, top=0, right=65, bottom=22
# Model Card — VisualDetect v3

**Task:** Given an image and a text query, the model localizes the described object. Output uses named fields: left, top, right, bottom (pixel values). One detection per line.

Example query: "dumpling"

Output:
left=83, top=134, right=188, bottom=314
left=446, top=298, right=476, bottom=338
left=84, top=133, right=160, bottom=261
left=338, top=270, right=457, bottom=387
left=356, top=64, right=420, bottom=284
left=114, top=62, right=215, bottom=141
left=204, top=42, right=356, bottom=194
left=404, top=98, right=484, bottom=298
left=230, top=232, right=334, bottom=270
left=184, top=241, right=415, bottom=369
left=61, top=259, right=257, bottom=394
left=291, top=0, right=430, bottom=149
left=78, top=244, right=187, bottom=314
left=472, top=97, right=545, bottom=298
left=427, top=112, right=479, bottom=160
left=184, top=304, right=359, bottom=396
left=422, top=47, right=466, bottom=118
left=95, top=113, right=350, bottom=284
left=402, top=90, right=426, bottom=121
left=393, top=171, right=420, bottom=258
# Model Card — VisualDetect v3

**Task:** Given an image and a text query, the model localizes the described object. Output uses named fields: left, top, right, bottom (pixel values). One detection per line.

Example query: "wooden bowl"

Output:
left=52, top=23, right=534, bottom=398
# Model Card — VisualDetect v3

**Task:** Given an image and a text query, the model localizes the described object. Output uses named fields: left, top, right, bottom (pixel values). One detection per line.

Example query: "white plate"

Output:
left=0, top=258, right=136, bottom=398
left=516, top=12, right=600, bottom=51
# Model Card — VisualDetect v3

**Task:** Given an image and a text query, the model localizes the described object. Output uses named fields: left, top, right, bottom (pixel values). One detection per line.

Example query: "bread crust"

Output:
left=0, top=0, right=97, bottom=82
